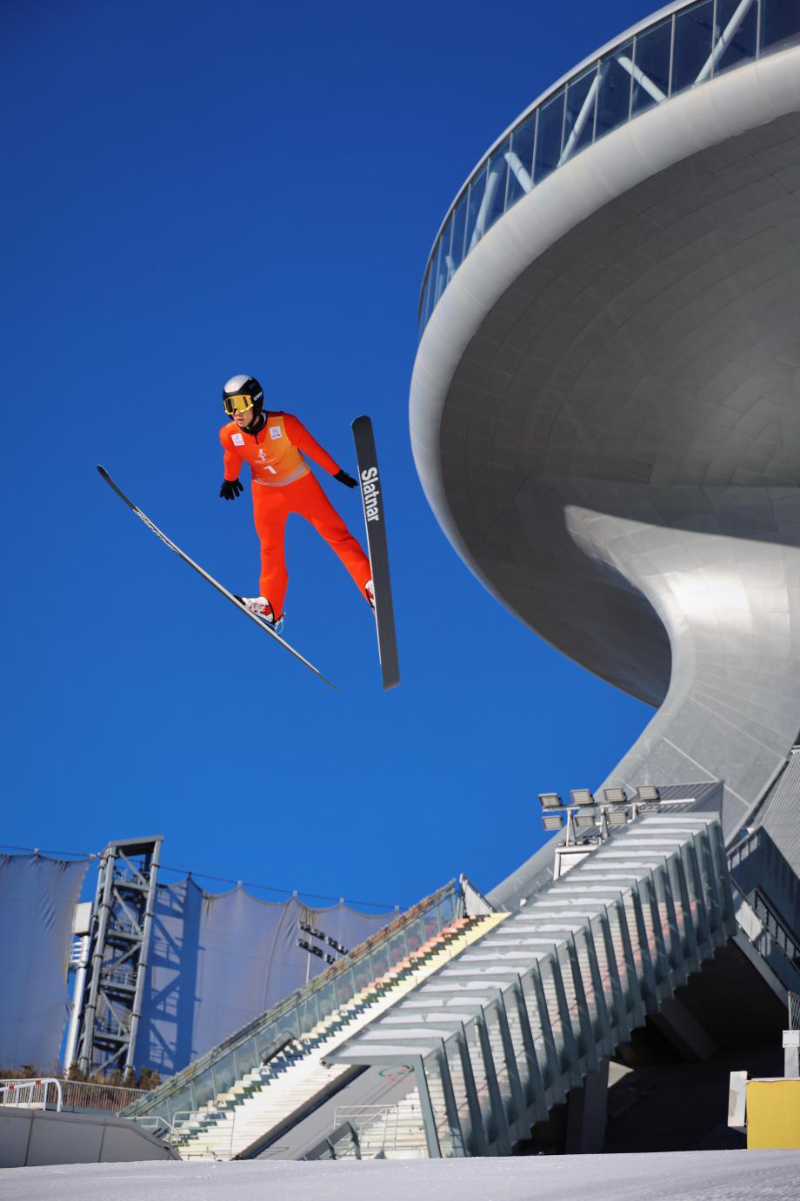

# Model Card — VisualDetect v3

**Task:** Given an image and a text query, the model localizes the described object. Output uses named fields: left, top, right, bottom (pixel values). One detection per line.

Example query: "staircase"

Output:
left=173, top=912, right=506, bottom=1160
left=324, top=816, right=736, bottom=1157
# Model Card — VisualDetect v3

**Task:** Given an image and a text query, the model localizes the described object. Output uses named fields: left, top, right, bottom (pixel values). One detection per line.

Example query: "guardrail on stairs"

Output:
left=123, top=879, right=465, bottom=1127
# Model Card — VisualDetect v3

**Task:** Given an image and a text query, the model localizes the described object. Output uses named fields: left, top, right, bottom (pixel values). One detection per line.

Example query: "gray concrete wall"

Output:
left=0, top=1106, right=179, bottom=1169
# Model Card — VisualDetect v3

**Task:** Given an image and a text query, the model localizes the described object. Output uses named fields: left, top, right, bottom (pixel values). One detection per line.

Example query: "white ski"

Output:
left=97, top=465, right=337, bottom=690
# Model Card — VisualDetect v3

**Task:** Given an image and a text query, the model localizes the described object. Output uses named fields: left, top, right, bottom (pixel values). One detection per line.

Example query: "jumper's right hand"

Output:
left=219, top=478, right=243, bottom=500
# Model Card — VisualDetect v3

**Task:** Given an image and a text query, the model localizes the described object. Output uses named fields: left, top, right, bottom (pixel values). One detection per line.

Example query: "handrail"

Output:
left=418, top=0, right=800, bottom=332
left=0, top=1077, right=145, bottom=1114
left=0, top=1078, right=63, bottom=1113
left=729, top=831, right=800, bottom=965
left=123, top=878, right=459, bottom=1122
left=730, top=875, right=800, bottom=975
left=302, top=1119, right=362, bottom=1161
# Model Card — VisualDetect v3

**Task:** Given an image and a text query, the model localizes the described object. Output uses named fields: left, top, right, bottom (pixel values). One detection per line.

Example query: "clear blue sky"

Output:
left=3, top=0, right=653, bottom=912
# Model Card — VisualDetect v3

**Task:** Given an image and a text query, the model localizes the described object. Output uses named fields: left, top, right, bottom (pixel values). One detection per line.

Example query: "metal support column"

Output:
left=74, top=836, right=163, bottom=1076
left=126, top=837, right=162, bottom=1072
left=413, top=1056, right=441, bottom=1159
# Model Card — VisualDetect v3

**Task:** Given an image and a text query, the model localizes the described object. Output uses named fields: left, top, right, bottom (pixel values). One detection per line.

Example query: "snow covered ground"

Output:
left=5, top=1150, right=800, bottom=1200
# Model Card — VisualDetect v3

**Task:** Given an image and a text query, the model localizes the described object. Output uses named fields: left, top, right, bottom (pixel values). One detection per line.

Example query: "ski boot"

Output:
left=236, top=596, right=285, bottom=633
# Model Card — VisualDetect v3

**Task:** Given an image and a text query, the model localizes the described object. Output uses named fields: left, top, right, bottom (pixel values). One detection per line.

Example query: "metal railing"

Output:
left=333, top=1104, right=400, bottom=1153
left=729, top=831, right=800, bottom=974
left=419, top=0, right=800, bottom=332
left=750, top=889, right=800, bottom=968
left=302, top=1120, right=362, bottom=1161
left=0, top=1077, right=145, bottom=1114
left=0, top=1079, right=63, bottom=1112
left=122, top=880, right=460, bottom=1126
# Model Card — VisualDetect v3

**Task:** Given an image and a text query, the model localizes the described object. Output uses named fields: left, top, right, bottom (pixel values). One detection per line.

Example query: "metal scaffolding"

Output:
left=67, top=836, right=162, bottom=1076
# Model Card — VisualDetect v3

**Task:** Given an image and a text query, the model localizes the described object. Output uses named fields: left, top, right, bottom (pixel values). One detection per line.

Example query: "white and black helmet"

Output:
left=222, top=374, right=264, bottom=419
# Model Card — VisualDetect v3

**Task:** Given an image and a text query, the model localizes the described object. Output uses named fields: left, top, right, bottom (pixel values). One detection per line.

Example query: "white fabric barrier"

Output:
left=137, top=879, right=393, bottom=1075
left=0, top=855, right=89, bottom=1068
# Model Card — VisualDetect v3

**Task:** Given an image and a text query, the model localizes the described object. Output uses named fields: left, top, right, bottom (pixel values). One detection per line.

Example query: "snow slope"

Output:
left=6, top=1150, right=800, bottom=1200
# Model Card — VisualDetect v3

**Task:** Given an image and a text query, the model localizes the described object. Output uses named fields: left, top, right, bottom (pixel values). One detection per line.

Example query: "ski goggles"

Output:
left=224, top=394, right=255, bottom=416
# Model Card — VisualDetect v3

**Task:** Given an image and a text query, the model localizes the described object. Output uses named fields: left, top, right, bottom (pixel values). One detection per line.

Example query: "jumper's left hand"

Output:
left=334, top=469, right=358, bottom=489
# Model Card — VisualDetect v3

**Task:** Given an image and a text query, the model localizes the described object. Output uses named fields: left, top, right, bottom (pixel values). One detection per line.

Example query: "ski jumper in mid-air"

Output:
left=218, top=374, right=373, bottom=630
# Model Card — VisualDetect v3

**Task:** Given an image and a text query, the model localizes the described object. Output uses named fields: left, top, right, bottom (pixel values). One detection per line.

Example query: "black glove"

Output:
left=219, top=478, right=243, bottom=500
left=334, top=469, right=358, bottom=489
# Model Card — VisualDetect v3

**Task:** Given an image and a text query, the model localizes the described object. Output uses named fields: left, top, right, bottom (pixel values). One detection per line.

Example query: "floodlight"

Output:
left=574, top=814, right=597, bottom=830
left=542, top=813, right=564, bottom=832
left=539, top=793, right=562, bottom=810
left=636, top=785, right=660, bottom=802
left=607, top=809, right=628, bottom=827
left=603, top=788, right=627, bottom=805
left=570, top=789, right=595, bottom=807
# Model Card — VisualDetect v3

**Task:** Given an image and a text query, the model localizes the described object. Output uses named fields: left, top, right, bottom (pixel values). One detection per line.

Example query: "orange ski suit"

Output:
left=219, top=412, right=371, bottom=616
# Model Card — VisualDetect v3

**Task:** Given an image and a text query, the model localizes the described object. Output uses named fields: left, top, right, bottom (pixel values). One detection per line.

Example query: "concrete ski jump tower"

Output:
left=410, top=0, right=800, bottom=842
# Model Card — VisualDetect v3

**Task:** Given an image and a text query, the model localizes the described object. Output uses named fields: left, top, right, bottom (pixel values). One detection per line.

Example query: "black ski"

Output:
left=97, top=465, right=337, bottom=691
left=351, top=417, right=400, bottom=691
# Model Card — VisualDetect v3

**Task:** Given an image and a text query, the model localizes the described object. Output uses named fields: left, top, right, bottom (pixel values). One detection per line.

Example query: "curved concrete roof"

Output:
left=410, top=38, right=800, bottom=836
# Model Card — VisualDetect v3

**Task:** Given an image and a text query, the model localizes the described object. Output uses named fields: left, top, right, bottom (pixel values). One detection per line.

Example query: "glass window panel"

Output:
left=431, top=231, right=450, bottom=308
left=464, top=165, right=488, bottom=256
left=369, top=940, right=390, bottom=980
left=404, top=916, right=426, bottom=955
left=256, top=1021, right=278, bottom=1058
left=631, top=20, right=672, bottom=115
left=275, top=1009, right=301, bottom=1039
left=483, top=145, right=509, bottom=234
left=334, top=968, right=356, bottom=1008
left=353, top=953, right=374, bottom=993
left=419, top=267, right=433, bottom=331
left=761, top=0, right=800, bottom=53
left=298, top=994, right=319, bottom=1035
left=165, top=1084, right=194, bottom=1124
left=562, top=66, right=599, bottom=164
left=211, top=1050, right=237, bottom=1097
left=448, top=192, right=468, bottom=276
left=234, top=1038, right=257, bottom=1081
left=437, top=218, right=457, bottom=291
left=440, top=890, right=457, bottom=926
left=714, top=0, right=758, bottom=74
left=505, top=113, right=536, bottom=209
left=423, top=904, right=441, bottom=942
left=192, top=1070, right=216, bottom=1112
left=534, top=90, right=565, bottom=183
left=595, top=42, right=633, bottom=139
left=316, top=979, right=338, bottom=1021
left=387, top=929, right=409, bottom=969
left=672, top=1, right=715, bottom=94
